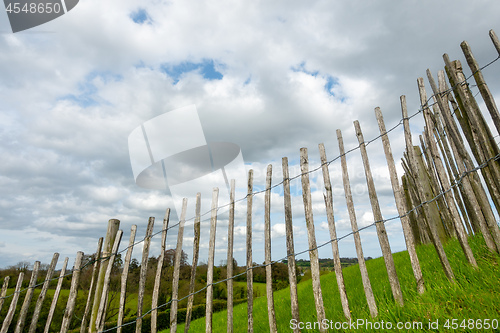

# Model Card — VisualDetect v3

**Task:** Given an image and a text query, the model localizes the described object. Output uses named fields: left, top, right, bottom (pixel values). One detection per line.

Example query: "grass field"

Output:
left=160, top=234, right=500, bottom=332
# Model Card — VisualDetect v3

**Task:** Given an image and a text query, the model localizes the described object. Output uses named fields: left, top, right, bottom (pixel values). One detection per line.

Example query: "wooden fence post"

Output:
left=282, top=157, right=300, bottom=330
left=246, top=170, right=254, bottom=333
left=227, top=179, right=236, bottom=333
left=337, top=129, right=378, bottom=317
left=490, top=29, right=500, bottom=55
left=206, top=188, right=219, bottom=333
left=318, top=143, right=351, bottom=318
left=14, top=261, right=40, bottom=333
left=136, top=217, right=155, bottom=333
left=1, top=272, right=25, bottom=333
left=44, top=257, right=68, bottom=333
left=117, top=226, right=137, bottom=333
left=60, top=251, right=84, bottom=333
left=90, top=219, right=120, bottom=333
left=354, top=120, right=405, bottom=305
left=0, top=276, right=10, bottom=313
left=80, top=238, right=103, bottom=333
left=152, top=209, right=170, bottom=333
left=374, top=108, right=425, bottom=294
left=300, top=148, right=327, bottom=331
left=171, top=199, right=188, bottom=333
left=97, top=230, right=124, bottom=332
left=29, top=253, right=59, bottom=333
left=264, top=164, right=278, bottom=333
left=401, top=94, right=455, bottom=281
left=185, top=193, right=202, bottom=333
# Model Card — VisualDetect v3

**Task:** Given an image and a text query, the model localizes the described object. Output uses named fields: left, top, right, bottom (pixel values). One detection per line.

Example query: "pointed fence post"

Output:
left=60, top=252, right=84, bottom=333
left=246, top=170, right=254, bottom=333
left=152, top=209, right=170, bottom=333
left=1, top=272, right=25, bottom=333
left=206, top=188, right=219, bottom=333
left=15, top=261, right=40, bottom=333
left=0, top=276, right=10, bottom=313
left=117, top=226, right=137, bottom=333
left=354, top=120, right=405, bottom=306
left=227, top=179, right=236, bottom=333
left=282, top=157, right=300, bottom=330
left=337, top=129, right=378, bottom=317
left=185, top=194, right=202, bottom=333
left=44, top=257, right=68, bottom=333
left=29, top=253, right=59, bottom=333
left=136, top=217, right=155, bottom=333
left=300, top=148, right=327, bottom=331
left=80, top=239, right=103, bottom=333
left=171, top=199, right=188, bottom=333
left=264, top=164, right=278, bottom=333
left=318, top=143, right=351, bottom=318
left=374, top=108, right=425, bottom=294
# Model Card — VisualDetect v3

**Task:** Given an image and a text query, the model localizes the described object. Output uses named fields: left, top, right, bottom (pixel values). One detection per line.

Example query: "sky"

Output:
left=1, top=0, right=500, bottom=271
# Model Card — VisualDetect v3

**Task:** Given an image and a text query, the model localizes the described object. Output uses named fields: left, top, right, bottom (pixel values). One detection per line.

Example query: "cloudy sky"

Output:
left=1, top=0, right=500, bottom=271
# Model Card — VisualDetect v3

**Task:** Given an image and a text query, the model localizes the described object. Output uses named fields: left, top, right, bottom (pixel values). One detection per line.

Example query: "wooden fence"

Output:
left=2, top=29, right=500, bottom=333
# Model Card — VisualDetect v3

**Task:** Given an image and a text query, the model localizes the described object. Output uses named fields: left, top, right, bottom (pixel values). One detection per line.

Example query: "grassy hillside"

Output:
left=161, top=234, right=500, bottom=332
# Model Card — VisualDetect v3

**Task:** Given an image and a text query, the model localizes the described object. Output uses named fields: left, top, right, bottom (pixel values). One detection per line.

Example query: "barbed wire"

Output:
left=1, top=50, right=499, bottom=332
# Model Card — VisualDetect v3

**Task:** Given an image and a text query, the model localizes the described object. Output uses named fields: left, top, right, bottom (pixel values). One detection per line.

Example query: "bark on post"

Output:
left=1, top=272, right=25, bottom=333
left=246, top=170, right=254, bottom=333
left=318, top=143, right=351, bottom=318
left=152, top=209, right=170, bottom=333
left=90, top=219, right=120, bottom=333
left=354, top=120, right=405, bottom=305
left=337, top=129, right=378, bottom=318
left=401, top=95, right=455, bottom=281
left=170, top=199, right=188, bottom=333
left=300, top=148, right=327, bottom=331
left=282, top=157, right=300, bottom=330
left=401, top=175, right=422, bottom=245
left=375, top=108, right=425, bottom=294
left=185, top=194, right=201, bottom=333
left=60, top=252, right=84, bottom=333
left=0, top=276, right=9, bottom=313
left=14, top=261, right=40, bottom=333
left=461, top=40, right=500, bottom=136
left=117, top=226, right=137, bottom=333
left=135, top=217, right=155, bottom=333
left=206, top=188, right=219, bottom=333
left=80, top=238, right=102, bottom=333
left=227, top=179, right=236, bottom=333
left=264, top=164, right=278, bottom=333
left=29, top=253, right=59, bottom=333
left=44, top=258, right=68, bottom=333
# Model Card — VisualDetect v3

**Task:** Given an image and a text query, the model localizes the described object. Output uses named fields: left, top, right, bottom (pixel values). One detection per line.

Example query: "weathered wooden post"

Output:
left=171, top=199, right=188, bottom=333
left=152, top=210, right=170, bottom=333
left=282, top=157, right=300, bottom=330
left=44, top=257, right=68, bottom=333
left=0, top=276, right=10, bottom=313
left=90, top=219, right=120, bottom=333
left=354, top=120, right=405, bottom=305
left=374, top=108, right=425, bottom=294
left=300, top=148, right=327, bottom=331
left=1, top=272, right=24, bottom=333
left=227, top=179, right=236, bottom=333
left=246, top=170, right=254, bottom=333
left=337, top=129, right=378, bottom=317
left=60, top=252, right=84, bottom=333
left=206, top=188, right=219, bottom=333
left=185, top=194, right=201, bottom=333
left=135, top=217, right=155, bottom=333
left=318, top=143, right=351, bottom=318
left=80, top=239, right=103, bottom=333
left=14, top=261, right=40, bottom=333
left=117, top=226, right=137, bottom=333
left=29, top=253, right=59, bottom=333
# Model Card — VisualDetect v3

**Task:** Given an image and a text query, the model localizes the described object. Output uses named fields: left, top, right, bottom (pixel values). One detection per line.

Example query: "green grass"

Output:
left=160, top=234, right=500, bottom=332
